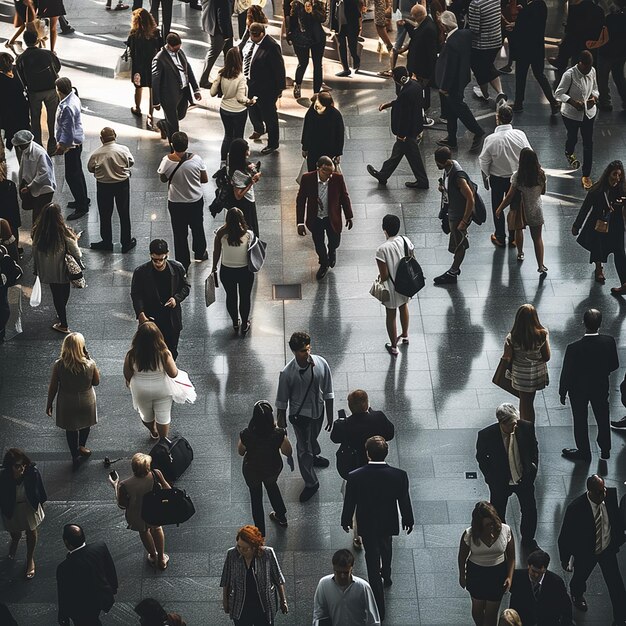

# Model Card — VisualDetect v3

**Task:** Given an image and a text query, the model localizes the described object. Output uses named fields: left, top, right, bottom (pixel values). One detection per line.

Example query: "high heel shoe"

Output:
left=131, top=106, right=142, bottom=117
left=25, top=563, right=35, bottom=579
left=241, top=321, right=251, bottom=336
left=146, top=116, right=158, bottom=132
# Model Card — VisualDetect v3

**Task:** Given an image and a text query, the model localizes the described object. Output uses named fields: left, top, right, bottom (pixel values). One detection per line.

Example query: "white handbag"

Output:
left=369, top=276, right=390, bottom=303
left=30, top=276, right=41, bottom=307
left=114, top=49, right=131, bottom=80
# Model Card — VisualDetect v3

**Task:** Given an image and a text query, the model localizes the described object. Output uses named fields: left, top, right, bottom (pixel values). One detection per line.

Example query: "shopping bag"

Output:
left=30, top=276, right=41, bottom=307
left=114, top=49, right=131, bottom=80
left=205, top=271, right=218, bottom=306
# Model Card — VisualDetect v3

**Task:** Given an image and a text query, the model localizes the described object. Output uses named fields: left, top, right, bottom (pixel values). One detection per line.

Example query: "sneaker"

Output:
left=423, top=117, right=435, bottom=127
left=610, top=417, right=626, bottom=429
left=472, top=86, right=488, bottom=101
left=433, top=270, right=458, bottom=285
left=566, top=152, right=581, bottom=170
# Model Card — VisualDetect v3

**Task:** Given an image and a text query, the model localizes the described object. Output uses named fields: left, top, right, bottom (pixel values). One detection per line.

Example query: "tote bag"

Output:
left=114, top=48, right=131, bottom=80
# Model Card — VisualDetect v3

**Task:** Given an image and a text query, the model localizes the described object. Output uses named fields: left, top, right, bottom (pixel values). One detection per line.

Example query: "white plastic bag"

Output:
left=30, top=276, right=41, bottom=307
left=165, top=369, right=197, bottom=404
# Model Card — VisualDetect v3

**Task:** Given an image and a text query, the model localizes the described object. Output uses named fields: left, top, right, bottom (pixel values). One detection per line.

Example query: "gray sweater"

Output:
left=33, top=236, right=81, bottom=284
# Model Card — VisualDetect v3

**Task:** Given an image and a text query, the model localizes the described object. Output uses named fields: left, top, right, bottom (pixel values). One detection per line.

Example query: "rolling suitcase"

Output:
left=149, top=436, right=193, bottom=482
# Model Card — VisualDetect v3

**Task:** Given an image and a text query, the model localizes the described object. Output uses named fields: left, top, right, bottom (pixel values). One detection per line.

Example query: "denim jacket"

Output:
left=55, top=91, right=84, bottom=147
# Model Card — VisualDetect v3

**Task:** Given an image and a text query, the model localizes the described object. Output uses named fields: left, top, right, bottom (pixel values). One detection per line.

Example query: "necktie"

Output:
left=244, top=44, right=255, bottom=79
left=594, top=506, right=603, bottom=554
left=532, top=582, right=541, bottom=601
left=508, top=433, right=522, bottom=484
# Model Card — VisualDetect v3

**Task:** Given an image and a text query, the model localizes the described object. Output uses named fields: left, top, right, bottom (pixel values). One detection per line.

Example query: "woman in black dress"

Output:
left=36, top=0, right=66, bottom=52
left=0, top=53, right=30, bottom=150
left=572, top=160, right=626, bottom=293
left=301, top=92, right=345, bottom=173
left=126, top=8, right=163, bottom=131
left=5, top=0, right=33, bottom=53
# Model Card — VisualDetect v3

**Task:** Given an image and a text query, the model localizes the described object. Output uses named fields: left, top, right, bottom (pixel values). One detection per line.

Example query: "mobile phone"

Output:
left=109, top=470, right=118, bottom=481
left=255, top=161, right=261, bottom=173
left=338, top=409, right=346, bottom=420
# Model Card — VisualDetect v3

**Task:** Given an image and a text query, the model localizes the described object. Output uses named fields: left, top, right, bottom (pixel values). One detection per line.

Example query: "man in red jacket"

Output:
left=296, top=156, right=354, bottom=280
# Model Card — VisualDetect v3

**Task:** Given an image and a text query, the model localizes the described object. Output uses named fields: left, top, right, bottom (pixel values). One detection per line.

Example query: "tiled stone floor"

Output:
left=0, top=0, right=625, bottom=623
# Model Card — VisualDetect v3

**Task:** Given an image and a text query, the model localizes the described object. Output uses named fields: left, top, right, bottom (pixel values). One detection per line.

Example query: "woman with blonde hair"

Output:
left=502, top=304, right=550, bottom=423
left=46, top=333, right=100, bottom=466
left=126, top=8, right=163, bottom=131
left=498, top=609, right=522, bottom=626
left=31, top=202, right=82, bottom=334
left=124, top=321, right=177, bottom=439
left=112, top=453, right=171, bottom=570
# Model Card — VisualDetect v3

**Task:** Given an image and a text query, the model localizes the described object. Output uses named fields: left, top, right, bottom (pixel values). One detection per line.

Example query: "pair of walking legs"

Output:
left=9, top=528, right=37, bottom=577
left=513, top=225, right=545, bottom=272
left=138, top=526, right=168, bottom=570
left=385, top=303, right=408, bottom=350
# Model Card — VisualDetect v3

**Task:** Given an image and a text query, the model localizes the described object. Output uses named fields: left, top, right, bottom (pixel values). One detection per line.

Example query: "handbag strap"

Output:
left=292, top=363, right=315, bottom=419
left=151, top=470, right=161, bottom=493
left=167, top=152, right=192, bottom=186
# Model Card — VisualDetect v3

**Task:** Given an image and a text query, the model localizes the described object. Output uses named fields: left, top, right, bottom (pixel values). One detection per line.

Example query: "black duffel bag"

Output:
left=149, top=436, right=193, bottom=483
left=141, top=471, right=196, bottom=527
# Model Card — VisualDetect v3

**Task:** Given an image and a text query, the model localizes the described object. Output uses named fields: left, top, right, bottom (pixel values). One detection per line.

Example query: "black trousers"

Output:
left=309, top=216, right=340, bottom=267
left=0, top=286, right=9, bottom=341
left=514, top=56, right=556, bottom=107
left=200, top=34, right=233, bottom=86
left=445, top=91, right=483, bottom=143
left=161, top=90, right=190, bottom=142
left=337, top=22, right=360, bottom=71
left=378, top=137, right=428, bottom=186
left=96, top=180, right=131, bottom=245
left=149, top=0, right=172, bottom=40
left=294, top=42, right=325, bottom=93
left=234, top=608, right=270, bottom=626
left=248, top=95, right=279, bottom=149
left=153, top=316, right=180, bottom=361
left=49, top=283, right=71, bottom=327
left=167, top=198, right=207, bottom=271
left=361, top=534, right=392, bottom=620
left=64, top=146, right=89, bottom=211
left=489, top=480, right=537, bottom=542
left=65, top=427, right=90, bottom=460
left=490, top=175, right=512, bottom=244
left=570, top=393, right=611, bottom=456
left=562, top=114, right=595, bottom=178
left=613, top=243, right=626, bottom=285
left=597, top=54, right=626, bottom=107
left=219, top=109, right=248, bottom=161
left=246, top=476, right=287, bottom=537
left=219, top=265, right=254, bottom=327
left=570, top=548, right=626, bottom=621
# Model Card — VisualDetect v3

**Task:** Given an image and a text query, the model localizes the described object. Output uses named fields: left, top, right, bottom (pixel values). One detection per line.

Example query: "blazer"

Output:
left=435, top=28, right=473, bottom=94
left=57, top=542, right=118, bottom=622
left=475, top=421, right=538, bottom=488
left=0, top=465, right=47, bottom=519
left=559, top=334, right=619, bottom=399
left=390, top=79, right=424, bottom=139
left=330, top=409, right=395, bottom=468
left=558, top=487, right=625, bottom=564
left=201, top=0, right=233, bottom=37
left=405, top=16, right=438, bottom=80
left=301, top=105, right=345, bottom=160
left=513, top=0, right=548, bottom=61
left=151, top=47, right=199, bottom=108
left=341, top=463, right=414, bottom=537
left=296, top=171, right=353, bottom=234
left=509, top=568, right=573, bottom=626
left=130, top=260, right=191, bottom=332
left=248, top=35, right=287, bottom=100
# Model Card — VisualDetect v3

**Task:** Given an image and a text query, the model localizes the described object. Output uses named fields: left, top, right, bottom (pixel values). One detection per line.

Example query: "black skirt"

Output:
left=466, top=560, right=507, bottom=602
left=36, top=0, right=66, bottom=18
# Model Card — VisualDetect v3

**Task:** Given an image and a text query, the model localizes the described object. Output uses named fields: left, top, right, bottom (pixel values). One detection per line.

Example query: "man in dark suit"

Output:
left=296, top=156, right=353, bottom=280
left=476, top=403, right=540, bottom=551
left=435, top=10, right=484, bottom=152
left=560, top=308, right=619, bottom=461
left=199, top=0, right=233, bottom=88
left=130, top=239, right=191, bottom=360
left=243, top=22, right=286, bottom=155
left=366, top=66, right=429, bottom=190
left=57, top=524, right=118, bottom=626
left=558, top=475, right=626, bottom=624
left=151, top=32, right=201, bottom=143
left=510, top=549, right=573, bottom=626
left=341, top=435, right=414, bottom=621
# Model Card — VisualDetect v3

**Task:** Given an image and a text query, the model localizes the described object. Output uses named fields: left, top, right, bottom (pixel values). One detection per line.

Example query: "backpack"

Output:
left=468, top=177, right=487, bottom=225
left=0, top=246, right=22, bottom=288
left=141, top=472, right=196, bottom=527
left=209, top=165, right=236, bottom=218
left=389, top=237, right=425, bottom=298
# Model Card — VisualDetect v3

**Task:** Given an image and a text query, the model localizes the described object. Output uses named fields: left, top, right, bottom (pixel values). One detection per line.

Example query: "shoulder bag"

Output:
left=65, top=243, right=86, bottom=288
left=492, top=339, right=520, bottom=398
left=141, top=471, right=196, bottom=526
left=160, top=153, right=192, bottom=185
left=288, top=363, right=316, bottom=428
left=507, top=189, right=526, bottom=231
left=114, top=47, right=131, bottom=80
left=247, top=231, right=267, bottom=272
left=595, top=192, right=613, bottom=233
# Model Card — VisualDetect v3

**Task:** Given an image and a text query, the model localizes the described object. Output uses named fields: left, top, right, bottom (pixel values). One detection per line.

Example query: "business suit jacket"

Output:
left=514, top=0, right=548, bottom=62
left=559, top=334, right=619, bottom=400
left=330, top=409, right=395, bottom=468
left=296, top=171, right=353, bottom=235
left=248, top=35, right=286, bottom=100
left=558, top=487, right=625, bottom=565
left=151, top=47, right=200, bottom=109
left=341, top=463, right=414, bottom=537
left=130, top=260, right=190, bottom=332
left=201, top=0, right=233, bottom=37
left=405, top=16, right=438, bottom=81
left=390, top=79, right=424, bottom=139
left=435, top=28, right=473, bottom=94
left=57, top=542, right=118, bottom=622
left=476, top=421, right=539, bottom=488
left=509, top=568, right=573, bottom=626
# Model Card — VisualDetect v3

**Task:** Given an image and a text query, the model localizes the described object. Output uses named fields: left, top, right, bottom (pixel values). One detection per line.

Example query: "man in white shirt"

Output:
left=478, top=105, right=531, bottom=247
left=555, top=50, right=599, bottom=190
left=313, top=549, right=381, bottom=626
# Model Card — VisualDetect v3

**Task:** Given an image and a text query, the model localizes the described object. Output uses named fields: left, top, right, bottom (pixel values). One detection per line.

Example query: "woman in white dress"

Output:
left=375, top=214, right=415, bottom=356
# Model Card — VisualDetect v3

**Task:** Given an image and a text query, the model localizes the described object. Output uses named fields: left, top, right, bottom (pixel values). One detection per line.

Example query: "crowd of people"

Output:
left=0, top=0, right=625, bottom=623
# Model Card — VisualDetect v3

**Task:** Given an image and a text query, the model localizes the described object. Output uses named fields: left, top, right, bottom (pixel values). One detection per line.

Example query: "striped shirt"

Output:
left=469, top=0, right=502, bottom=50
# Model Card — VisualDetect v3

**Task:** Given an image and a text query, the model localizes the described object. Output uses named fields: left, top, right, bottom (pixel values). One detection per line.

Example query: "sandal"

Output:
left=594, top=267, right=605, bottom=283
left=158, top=554, right=170, bottom=570
left=517, top=253, right=524, bottom=262
left=147, top=553, right=157, bottom=567
left=52, top=323, right=70, bottom=334
left=353, top=537, right=363, bottom=549
left=538, top=266, right=548, bottom=274
left=131, top=106, right=142, bottom=117
left=25, top=563, right=35, bottom=579
left=149, top=429, right=160, bottom=440
left=385, top=343, right=399, bottom=356
left=396, top=335, right=409, bottom=345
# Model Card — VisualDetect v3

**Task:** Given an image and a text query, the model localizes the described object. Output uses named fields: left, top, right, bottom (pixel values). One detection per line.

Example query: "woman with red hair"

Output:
left=220, top=525, right=288, bottom=624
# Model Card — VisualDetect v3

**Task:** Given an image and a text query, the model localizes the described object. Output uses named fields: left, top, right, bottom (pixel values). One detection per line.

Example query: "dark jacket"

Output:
left=390, top=78, right=424, bottom=139
left=330, top=409, right=395, bottom=468
left=301, top=105, right=345, bottom=161
left=562, top=0, right=605, bottom=51
left=288, top=0, right=326, bottom=46
left=0, top=72, right=30, bottom=148
left=405, top=16, right=438, bottom=80
left=559, top=334, right=619, bottom=399
left=248, top=35, right=287, bottom=99
left=151, top=47, right=199, bottom=108
left=341, top=463, right=414, bottom=537
left=57, top=542, right=118, bottom=623
left=201, top=0, right=233, bottom=37
left=600, top=7, right=626, bottom=59
left=509, top=568, right=573, bottom=626
left=296, top=171, right=353, bottom=234
left=330, top=0, right=361, bottom=30
left=130, top=260, right=190, bottom=332
left=15, top=45, right=61, bottom=92
left=435, top=28, right=473, bottom=94
left=558, top=487, right=625, bottom=564
left=0, top=465, right=47, bottom=519
left=476, top=420, right=538, bottom=487
left=513, top=0, right=548, bottom=61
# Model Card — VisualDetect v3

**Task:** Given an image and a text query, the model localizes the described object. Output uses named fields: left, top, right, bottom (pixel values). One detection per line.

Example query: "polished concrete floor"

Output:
left=0, top=0, right=625, bottom=624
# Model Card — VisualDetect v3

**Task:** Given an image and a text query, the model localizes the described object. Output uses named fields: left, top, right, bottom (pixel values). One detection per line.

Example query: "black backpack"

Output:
left=209, top=165, right=236, bottom=218
left=141, top=472, right=196, bottom=527
left=149, top=436, right=193, bottom=483
left=390, top=237, right=425, bottom=298
left=468, top=177, right=487, bottom=225
left=0, top=246, right=22, bottom=288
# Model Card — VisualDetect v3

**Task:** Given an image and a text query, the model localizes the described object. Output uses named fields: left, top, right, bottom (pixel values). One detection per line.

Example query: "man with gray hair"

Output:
left=476, top=403, right=540, bottom=551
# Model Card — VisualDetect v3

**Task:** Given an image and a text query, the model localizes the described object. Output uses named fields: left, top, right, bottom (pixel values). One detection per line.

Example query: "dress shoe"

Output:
left=316, top=266, right=328, bottom=280
left=299, top=484, right=320, bottom=502
left=610, top=416, right=626, bottom=429
left=511, top=102, right=523, bottom=112
left=571, top=595, right=588, bottom=612
left=67, top=210, right=88, bottom=220
left=249, top=131, right=265, bottom=140
left=405, top=181, right=429, bottom=189
left=335, top=69, right=351, bottom=77
left=328, top=253, right=336, bottom=268
left=68, top=198, right=91, bottom=209
left=561, top=448, right=591, bottom=462
left=490, top=233, right=505, bottom=248
left=469, top=132, right=485, bottom=153
left=313, top=456, right=330, bottom=468
left=78, top=446, right=91, bottom=457
left=60, top=26, right=75, bottom=35
left=382, top=576, right=393, bottom=587
left=90, top=241, right=113, bottom=251
left=433, top=270, right=458, bottom=285
left=260, top=145, right=278, bottom=155
left=600, top=449, right=610, bottom=460
left=195, top=250, right=209, bottom=262
left=611, top=283, right=626, bottom=295
left=121, top=238, right=137, bottom=253
left=498, top=64, right=512, bottom=74
left=156, top=119, right=168, bottom=140
left=436, top=137, right=457, bottom=148
left=366, top=164, right=387, bottom=185
left=269, top=511, right=288, bottom=527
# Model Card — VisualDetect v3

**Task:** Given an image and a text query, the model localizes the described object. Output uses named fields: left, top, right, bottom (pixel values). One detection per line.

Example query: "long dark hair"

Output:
left=1, top=448, right=31, bottom=471
left=219, top=47, right=242, bottom=79
left=127, top=322, right=170, bottom=372
left=32, top=203, right=75, bottom=255
left=470, top=501, right=502, bottom=544
left=228, top=138, right=250, bottom=177
left=248, top=401, right=276, bottom=435
left=510, top=303, right=547, bottom=350
left=221, top=207, right=248, bottom=246
left=591, top=160, right=626, bottom=195
left=516, top=148, right=545, bottom=189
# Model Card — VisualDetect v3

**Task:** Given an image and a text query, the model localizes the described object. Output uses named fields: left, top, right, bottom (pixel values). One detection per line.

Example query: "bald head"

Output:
left=411, top=3, right=427, bottom=22
left=586, top=474, right=606, bottom=504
